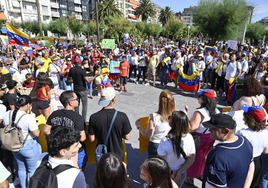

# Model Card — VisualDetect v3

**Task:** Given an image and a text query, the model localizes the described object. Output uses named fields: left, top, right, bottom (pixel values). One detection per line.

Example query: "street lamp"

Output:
left=187, top=25, right=190, bottom=45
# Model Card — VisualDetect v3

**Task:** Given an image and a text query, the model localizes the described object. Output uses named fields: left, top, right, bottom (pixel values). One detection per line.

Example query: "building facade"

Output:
left=0, top=0, right=90, bottom=24
left=181, top=6, right=196, bottom=26
left=258, top=16, right=268, bottom=26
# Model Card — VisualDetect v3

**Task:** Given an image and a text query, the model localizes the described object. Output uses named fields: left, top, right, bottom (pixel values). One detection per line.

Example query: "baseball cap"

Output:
left=101, top=54, right=106, bottom=58
left=0, top=84, right=7, bottom=90
left=197, top=89, right=217, bottom=100
left=198, top=54, right=203, bottom=57
left=52, top=56, right=59, bottom=61
left=242, top=104, right=267, bottom=123
left=203, top=114, right=236, bottom=129
left=35, top=59, right=44, bottom=66
left=74, top=56, right=82, bottom=64
left=1, top=68, right=16, bottom=75
left=98, top=87, right=116, bottom=107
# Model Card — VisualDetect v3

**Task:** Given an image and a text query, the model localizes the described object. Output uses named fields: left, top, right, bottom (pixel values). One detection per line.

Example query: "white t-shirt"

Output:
left=150, top=113, right=170, bottom=143
left=225, top=61, right=242, bottom=80
left=204, top=55, right=213, bottom=69
left=158, top=51, right=165, bottom=62
left=157, top=133, right=195, bottom=171
left=172, top=57, right=184, bottom=71
left=2, top=110, right=39, bottom=140
left=0, top=101, right=7, bottom=119
left=212, top=57, right=219, bottom=69
left=49, top=63, right=61, bottom=77
left=130, top=56, right=139, bottom=65
left=114, top=48, right=119, bottom=55
left=256, top=71, right=265, bottom=82
left=138, top=55, right=147, bottom=67
left=238, top=59, right=248, bottom=79
left=36, top=153, right=87, bottom=188
left=236, top=128, right=268, bottom=158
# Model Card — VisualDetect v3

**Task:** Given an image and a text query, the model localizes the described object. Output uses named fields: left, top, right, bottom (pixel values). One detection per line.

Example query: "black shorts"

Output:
left=120, top=76, right=127, bottom=84
left=36, top=100, right=50, bottom=109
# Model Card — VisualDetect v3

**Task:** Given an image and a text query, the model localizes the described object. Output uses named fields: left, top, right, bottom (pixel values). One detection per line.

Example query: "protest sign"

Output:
left=102, top=39, right=115, bottom=49
left=124, top=33, right=130, bottom=44
left=228, top=40, right=238, bottom=50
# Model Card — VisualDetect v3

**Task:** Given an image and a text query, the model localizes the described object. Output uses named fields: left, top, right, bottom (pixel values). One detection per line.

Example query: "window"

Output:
left=69, top=10, right=75, bottom=15
left=42, top=5, right=48, bottom=11
left=51, top=8, right=57, bottom=12
left=60, top=9, right=67, bottom=16
left=82, top=0, right=88, bottom=4
left=68, top=2, right=75, bottom=10
left=82, top=5, right=87, bottom=11
left=59, top=1, right=67, bottom=8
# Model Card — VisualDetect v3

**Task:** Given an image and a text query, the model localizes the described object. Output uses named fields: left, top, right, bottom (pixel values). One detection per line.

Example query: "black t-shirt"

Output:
left=69, top=66, right=87, bottom=91
left=87, top=108, right=132, bottom=160
left=6, top=92, right=18, bottom=109
left=47, top=109, right=86, bottom=150
left=99, top=61, right=108, bottom=69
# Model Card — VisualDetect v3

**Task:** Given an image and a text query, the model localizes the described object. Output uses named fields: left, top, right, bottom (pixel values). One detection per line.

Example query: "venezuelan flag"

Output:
left=226, top=79, right=236, bottom=102
left=6, top=23, right=29, bottom=47
left=0, top=35, right=9, bottom=45
left=31, top=96, right=37, bottom=102
left=178, top=69, right=200, bottom=92
left=22, top=47, right=34, bottom=58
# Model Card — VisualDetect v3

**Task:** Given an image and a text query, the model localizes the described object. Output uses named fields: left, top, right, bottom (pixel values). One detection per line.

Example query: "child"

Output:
left=95, top=65, right=102, bottom=97
left=22, top=73, right=35, bottom=88
left=47, top=78, right=60, bottom=113
left=119, top=55, right=130, bottom=92
left=35, top=72, right=51, bottom=120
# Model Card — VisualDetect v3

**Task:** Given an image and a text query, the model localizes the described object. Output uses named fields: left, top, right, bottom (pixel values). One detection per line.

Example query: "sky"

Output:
left=152, top=0, right=268, bottom=22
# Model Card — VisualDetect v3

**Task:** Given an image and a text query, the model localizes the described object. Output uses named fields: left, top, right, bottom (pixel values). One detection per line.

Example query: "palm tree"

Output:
left=92, top=0, right=123, bottom=21
left=134, top=0, right=156, bottom=22
left=159, top=6, right=172, bottom=26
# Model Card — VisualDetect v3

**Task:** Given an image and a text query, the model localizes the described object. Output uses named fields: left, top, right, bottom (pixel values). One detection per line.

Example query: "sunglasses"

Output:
left=71, top=98, right=79, bottom=101
left=6, top=64, right=12, bottom=66
left=67, top=60, right=72, bottom=62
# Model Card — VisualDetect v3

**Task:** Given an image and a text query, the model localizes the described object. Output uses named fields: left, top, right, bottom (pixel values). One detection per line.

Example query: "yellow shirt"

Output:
left=162, top=57, right=171, bottom=66
left=149, top=54, right=159, bottom=67
left=41, top=57, right=52, bottom=72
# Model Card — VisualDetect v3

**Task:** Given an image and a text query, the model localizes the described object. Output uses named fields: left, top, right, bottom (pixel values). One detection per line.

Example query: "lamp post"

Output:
left=187, top=25, right=190, bottom=45
left=96, top=0, right=100, bottom=43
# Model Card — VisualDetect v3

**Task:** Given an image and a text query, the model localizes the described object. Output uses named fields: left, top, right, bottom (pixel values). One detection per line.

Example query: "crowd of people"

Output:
left=0, top=35, right=268, bottom=188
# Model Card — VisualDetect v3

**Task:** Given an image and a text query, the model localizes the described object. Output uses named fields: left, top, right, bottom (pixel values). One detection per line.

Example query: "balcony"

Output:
left=23, top=9, right=37, bottom=14
left=22, top=0, right=36, bottom=3
left=75, top=7, right=82, bottom=12
left=51, top=12, right=60, bottom=17
left=75, top=15, right=82, bottom=20
left=74, top=0, right=81, bottom=4
left=42, top=11, right=50, bottom=16
left=10, top=8, right=21, bottom=13
left=50, top=2, right=59, bottom=8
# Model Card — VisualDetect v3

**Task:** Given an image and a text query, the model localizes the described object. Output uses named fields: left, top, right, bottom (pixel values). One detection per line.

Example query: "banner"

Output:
left=124, top=33, right=129, bottom=44
left=102, top=39, right=115, bottom=49
left=227, top=40, right=238, bottom=51
left=110, top=61, right=120, bottom=73
left=178, top=69, right=200, bottom=92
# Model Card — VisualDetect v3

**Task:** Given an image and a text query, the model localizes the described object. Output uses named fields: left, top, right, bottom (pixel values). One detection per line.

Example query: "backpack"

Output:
left=0, top=111, right=28, bottom=152
left=28, top=154, right=74, bottom=188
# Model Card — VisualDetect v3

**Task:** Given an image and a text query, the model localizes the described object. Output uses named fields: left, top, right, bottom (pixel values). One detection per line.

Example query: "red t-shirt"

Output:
left=36, top=85, right=50, bottom=101
left=22, top=81, right=35, bottom=88
left=120, top=61, right=130, bottom=77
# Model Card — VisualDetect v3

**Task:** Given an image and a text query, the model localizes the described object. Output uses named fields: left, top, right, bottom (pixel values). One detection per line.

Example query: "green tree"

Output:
left=159, top=6, right=172, bottom=26
left=134, top=0, right=156, bottom=22
left=246, top=23, right=265, bottom=45
left=194, top=0, right=250, bottom=43
left=92, top=0, right=122, bottom=21
left=21, top=20, right=41, bottom=35
left=7, top=19, right=21, bottom=29
left=144, top=23, right=162, bottom=38
left=165, top=17, right=184, bottom=40
left=48, top=18, right=68, bottom=36
left=82, top=20, right=97, bottom=38
left=67, top=16, right=84, bottom=39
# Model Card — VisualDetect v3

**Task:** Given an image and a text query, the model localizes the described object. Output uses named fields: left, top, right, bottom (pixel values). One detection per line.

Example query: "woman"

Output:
left=253, top=62, right=267, bottom=82
left=237, top=104, right=268, bottom=188
left=94, top=152, right=131, bottom=188
left=129, top=51, right=139, bottom=82
left=82, top=56, right=94, bottom=98
left=140, top=156, right=178, bottom=188
left=2, top=95, right=41, bottom=188
left=185, top=89, right=219, bottom=186
left=61, top=55, right=73, bottom=91
left=136, top=90, right=175, bottom=156
left=172, top=51, right=184, bottom=87
left=232, top=77, right=266, bottom=111
left=49, top=56, right=63, bottom=89
left=160, top=53, right=171, bottom=86
left=157, top=111, right=195, bottom=188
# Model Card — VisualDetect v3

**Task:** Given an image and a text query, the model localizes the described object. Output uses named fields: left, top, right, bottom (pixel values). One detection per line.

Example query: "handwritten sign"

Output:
left=102, top=39, right=115, bottom=49
left=227, top=40, right=238, bottom=50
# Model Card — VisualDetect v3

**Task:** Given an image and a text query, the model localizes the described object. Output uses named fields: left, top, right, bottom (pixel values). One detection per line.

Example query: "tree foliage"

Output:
left=48, top=17, right=68, bottom=36
left=246, top=23, right=265, bottom=44
left=7, top=19, right=21, bottom=29
left=82, top=20, right=97, bottom=38
left=21, top=20, right=41, bottom=35
left=67, top=16, right=84, bottom=38
left=159, top=6, right=172, bottom=26
left=194, top=0, right=250, bottom=42
left=144, top=23, right=163, bottom=38
left=134, top=0, right=156, bottom=22
left=165, top=17, right=184, bottom=40
left=92, top=0, right=122, bottom=21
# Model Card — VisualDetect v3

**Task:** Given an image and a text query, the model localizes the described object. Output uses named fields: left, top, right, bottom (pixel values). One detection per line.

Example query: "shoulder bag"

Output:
left=192, top=128, right=208, bottom=149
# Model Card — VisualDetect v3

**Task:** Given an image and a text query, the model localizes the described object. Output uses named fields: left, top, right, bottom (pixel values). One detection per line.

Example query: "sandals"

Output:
left=184, top=177, right=194, bottom=186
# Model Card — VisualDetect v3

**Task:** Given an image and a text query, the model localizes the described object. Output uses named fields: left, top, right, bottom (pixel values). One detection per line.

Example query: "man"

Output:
left=68, top=56, right=98, bottom=120
left=145, top=48, right=159, bottom=86
left=203, top=50, right=213, bottom=89
left=178, top=36, right=185, bottom=48
left=87, top=87, right=132, bottom=160
left=202, top=114, right=254, bottom=188
left=43, top=91, right=87, bottom=168
left=37, top=127, right=87, bottom=188
left=238, top=52, right=248, bottom=81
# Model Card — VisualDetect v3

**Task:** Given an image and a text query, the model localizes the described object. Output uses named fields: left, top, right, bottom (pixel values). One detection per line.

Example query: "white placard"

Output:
left=124, top=33, right=129, bottom=44
left=227, top=40, right=238, bottom=50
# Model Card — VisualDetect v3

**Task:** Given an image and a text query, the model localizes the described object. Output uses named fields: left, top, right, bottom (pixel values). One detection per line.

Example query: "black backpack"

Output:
left=28, top=154, right=75, bottom=188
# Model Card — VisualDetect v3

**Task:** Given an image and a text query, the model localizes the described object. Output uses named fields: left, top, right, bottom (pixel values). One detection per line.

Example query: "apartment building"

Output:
left=0, top=0, right=90, bottom=24
left=181, top=6, right=196, bottom=26
left=258, top=16, right=268, bottom=26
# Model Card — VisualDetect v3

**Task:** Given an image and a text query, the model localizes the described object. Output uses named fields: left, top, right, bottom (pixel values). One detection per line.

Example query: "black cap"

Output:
left=203, top=114, right=236, bottom=129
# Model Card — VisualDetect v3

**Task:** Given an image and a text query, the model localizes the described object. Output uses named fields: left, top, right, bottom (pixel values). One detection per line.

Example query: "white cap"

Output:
left=198, top=54, right=203, bottom=57
left=98, top=87, right=116, bottom=107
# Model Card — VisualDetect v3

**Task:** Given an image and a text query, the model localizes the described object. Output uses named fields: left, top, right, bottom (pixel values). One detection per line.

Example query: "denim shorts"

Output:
left=36, top=100, right=49, bottom=109
left=120, top=76, right=127, bottom=84
left=148, top=141, right=159, bottom=156
left=204, top=69, right=211, bottom=78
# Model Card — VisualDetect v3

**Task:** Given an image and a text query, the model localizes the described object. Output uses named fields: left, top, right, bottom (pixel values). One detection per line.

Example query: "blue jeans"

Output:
left=148, top=141, right=159, bottom=156
left=137, top=66, right=147, bottom=82
left=12, top=139, right=41, bottom=188
left=86, top=76, right=93, bottom=95
left=224, top=79, right=229, bottom=97
left=260, top=154, right=268, bottom=188
left=178, top=170, right=187, bottom=188
left=63, top=77, right=74, bottom=91
left=56, top=74, right=64, bottom=90
left=161, top=69, right=168, bottom=85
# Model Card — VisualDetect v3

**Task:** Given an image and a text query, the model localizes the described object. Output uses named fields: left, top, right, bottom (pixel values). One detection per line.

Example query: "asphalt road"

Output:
left=82, top=79, right=226, bottom=188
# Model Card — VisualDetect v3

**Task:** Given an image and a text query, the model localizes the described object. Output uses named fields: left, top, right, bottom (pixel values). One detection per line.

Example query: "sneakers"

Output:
left=98, top=93, right=101, bottom=97
left=142, top=81, right=145, bottom=85
left=124, top=88, right=127, bottom=92
left=133, top=78, right=136, bottom=82
left=145, top=82, right=150, bottom=86
left=119, top=88, right=122, bottom=93
left=153, top=83, right=156, bottom=86
left=135, top=81, right=139, bottom=85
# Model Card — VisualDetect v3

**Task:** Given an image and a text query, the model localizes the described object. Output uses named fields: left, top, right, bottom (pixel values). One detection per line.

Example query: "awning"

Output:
left=0, top=27, right=7, bottom=34
left=0, top=13, right=7, bottom=21
left=128, top=0, right=140, bottom=6
left=128, top=15, right=138, bottom=20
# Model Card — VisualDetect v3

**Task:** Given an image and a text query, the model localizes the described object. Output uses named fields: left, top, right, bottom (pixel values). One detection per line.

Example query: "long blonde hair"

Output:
left=157, top=90, right=175, bottom=122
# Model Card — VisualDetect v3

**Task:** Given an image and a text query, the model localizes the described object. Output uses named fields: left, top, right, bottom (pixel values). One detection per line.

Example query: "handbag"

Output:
left=0, top=111, right=29, bottom=152
left=95, top=110, right=118, bottom=162
left=192, top=128, right=208, bottom=149
left=65, top=77, right=73, bottom=85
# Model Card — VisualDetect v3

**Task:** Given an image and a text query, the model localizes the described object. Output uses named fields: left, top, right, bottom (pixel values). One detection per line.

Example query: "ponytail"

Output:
left=11, top=95, right=32, bottom=126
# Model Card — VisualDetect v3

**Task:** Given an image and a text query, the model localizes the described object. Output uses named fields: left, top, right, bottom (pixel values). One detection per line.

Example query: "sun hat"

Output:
left=98, top=87, right=116, bottom=107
